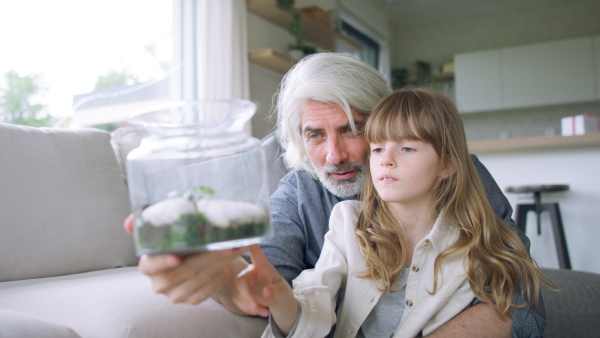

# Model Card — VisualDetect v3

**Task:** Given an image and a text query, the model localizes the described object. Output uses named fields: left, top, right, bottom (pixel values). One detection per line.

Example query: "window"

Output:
left=0, top=0, right=173, bottom=129
left=340, top=20, right=380, bottom=69
left=336, top=5, right=390, bottom=85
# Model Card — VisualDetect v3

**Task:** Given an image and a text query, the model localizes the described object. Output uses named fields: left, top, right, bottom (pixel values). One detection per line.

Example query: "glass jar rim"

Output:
left=127, top=99, right=257, bottom=130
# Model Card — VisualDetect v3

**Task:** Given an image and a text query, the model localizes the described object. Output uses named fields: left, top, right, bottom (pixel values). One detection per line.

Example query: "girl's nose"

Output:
left=380, top=150, right=395, bottom=167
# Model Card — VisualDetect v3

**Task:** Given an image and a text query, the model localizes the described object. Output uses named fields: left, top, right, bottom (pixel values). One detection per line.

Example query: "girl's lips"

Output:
left=379, top=174, right=397, bottom=182
left=331, top=170, right=356, bottom=180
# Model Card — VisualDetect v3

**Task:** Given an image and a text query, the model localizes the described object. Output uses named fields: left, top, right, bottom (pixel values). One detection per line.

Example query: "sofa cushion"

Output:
left=0, top=122, right=138, bottom=282
left=0, top=310, right=81, bottom=338
left=0, top=267, right=267, bottom=338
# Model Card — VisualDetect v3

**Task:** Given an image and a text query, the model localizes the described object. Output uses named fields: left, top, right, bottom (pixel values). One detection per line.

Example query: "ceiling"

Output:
left=374, top=0, right=561, bottom=28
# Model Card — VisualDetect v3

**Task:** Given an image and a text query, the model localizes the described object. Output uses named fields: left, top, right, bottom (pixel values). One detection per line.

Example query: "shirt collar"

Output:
left=426, top=210, right=461, bottom=254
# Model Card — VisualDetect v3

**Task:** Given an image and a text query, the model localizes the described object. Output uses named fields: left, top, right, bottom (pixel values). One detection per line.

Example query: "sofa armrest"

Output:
left=540, top=268, right=600, bottom=338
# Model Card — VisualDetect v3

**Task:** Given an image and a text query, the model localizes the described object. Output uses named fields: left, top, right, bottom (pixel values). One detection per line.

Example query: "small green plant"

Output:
left=185, top=185, right=215, bottom=202
left=276, top=0, right=316, bottom=55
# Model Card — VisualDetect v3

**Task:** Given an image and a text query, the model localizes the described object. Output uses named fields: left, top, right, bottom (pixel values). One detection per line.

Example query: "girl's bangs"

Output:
left=366, top=100, right=424, bottom=144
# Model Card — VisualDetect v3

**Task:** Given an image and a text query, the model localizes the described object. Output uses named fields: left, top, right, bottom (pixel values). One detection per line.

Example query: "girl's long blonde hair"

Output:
left=356, top=87, right=554, bottom=317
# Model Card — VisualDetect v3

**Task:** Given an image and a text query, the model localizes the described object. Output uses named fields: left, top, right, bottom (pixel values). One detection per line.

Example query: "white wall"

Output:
left=246, top=12, right=289, bottom=138
left=477, top=147, right=600, bottom=274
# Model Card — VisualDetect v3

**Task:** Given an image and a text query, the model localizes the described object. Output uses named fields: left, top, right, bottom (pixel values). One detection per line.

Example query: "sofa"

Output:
left=0, top=121, right=599, bottom=338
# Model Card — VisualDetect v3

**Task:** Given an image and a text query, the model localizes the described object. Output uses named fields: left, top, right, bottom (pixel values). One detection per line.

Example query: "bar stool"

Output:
left=505, top=184, right=571, bottom=269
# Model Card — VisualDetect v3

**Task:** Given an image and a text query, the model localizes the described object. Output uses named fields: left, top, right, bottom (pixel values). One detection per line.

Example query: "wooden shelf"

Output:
left=468, top=133, right=600, bottom=154
left=249, top=48, right=296, bottom=74
left=430, top=72, right=454, bottom=81
left=247, top=0, right=362, bottom=53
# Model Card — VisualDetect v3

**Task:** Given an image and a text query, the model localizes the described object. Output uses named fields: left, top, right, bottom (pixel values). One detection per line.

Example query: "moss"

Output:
left=137, top=212, right=268, bottom=254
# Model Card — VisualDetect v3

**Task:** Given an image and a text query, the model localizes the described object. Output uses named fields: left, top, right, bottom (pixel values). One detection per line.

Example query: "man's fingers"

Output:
left=142, top=249, right=247, bottom=305
left=167, top=253, right=238, bottom=304
left=123, top=214, right=134, bottom=234
left=234, top=268, right=263, bottom=316
left=139, top=254, right=181, bottom=275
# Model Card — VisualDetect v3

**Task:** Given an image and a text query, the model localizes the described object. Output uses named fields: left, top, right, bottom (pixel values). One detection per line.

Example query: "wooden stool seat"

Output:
left=506, top=184, right=571, bottom=269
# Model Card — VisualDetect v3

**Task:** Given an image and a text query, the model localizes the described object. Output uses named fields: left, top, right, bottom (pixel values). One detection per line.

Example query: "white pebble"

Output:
left=141, top=198, right=196, bottom=227
left=196, top=199, right=267, bottom=228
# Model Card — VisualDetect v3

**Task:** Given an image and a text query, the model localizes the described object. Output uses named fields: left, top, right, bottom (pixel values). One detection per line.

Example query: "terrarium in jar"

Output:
left=126, top=100, right=271, bottom=256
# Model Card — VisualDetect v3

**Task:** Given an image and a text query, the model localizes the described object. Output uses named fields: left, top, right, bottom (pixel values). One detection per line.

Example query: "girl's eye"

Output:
left=402, top=147, right=415, bottom=152
left=372, top=147, right=383, bottom=153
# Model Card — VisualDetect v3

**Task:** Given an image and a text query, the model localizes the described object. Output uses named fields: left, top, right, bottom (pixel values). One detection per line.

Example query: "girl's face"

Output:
left=369, top=138, right=442, bottom=209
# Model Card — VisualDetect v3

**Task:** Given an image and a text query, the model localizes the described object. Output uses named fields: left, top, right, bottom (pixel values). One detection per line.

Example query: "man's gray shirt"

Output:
left=260, top=154, right=546, bottom=337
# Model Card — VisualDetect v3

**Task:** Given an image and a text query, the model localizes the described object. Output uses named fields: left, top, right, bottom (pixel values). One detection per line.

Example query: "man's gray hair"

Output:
left=273, top=53, right=392, bottom=177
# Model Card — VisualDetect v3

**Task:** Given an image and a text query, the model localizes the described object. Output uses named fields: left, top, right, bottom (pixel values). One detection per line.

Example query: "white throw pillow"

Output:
left=0, top=123, right=138, bottom=282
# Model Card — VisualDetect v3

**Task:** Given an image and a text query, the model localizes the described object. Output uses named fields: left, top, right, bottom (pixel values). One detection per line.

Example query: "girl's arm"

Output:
left=234, top=244, right=299, bottom=335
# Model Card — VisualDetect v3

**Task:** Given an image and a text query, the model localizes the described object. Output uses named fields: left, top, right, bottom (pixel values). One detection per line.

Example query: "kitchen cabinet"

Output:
left=502, top=37, right=595, bottom=109
left=455, top=50, right=502, bottom=113
left=455, top=36, right=598, bottom=114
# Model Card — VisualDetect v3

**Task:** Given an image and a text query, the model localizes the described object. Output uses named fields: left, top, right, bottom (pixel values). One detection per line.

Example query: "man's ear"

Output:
left=440, top=156, right=457, bottom=179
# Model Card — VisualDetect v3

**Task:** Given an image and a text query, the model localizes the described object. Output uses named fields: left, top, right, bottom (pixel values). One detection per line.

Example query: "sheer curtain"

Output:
left=171, top=0, right=249, bottom=101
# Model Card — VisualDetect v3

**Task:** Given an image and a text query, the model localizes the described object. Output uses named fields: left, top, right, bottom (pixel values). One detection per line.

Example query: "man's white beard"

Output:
left=311, top=161, right=366, bottom=198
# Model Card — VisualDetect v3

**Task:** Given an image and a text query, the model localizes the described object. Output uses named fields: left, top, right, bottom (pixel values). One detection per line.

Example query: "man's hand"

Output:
left=123, top=214, right=250, bottom=314
left=426, top=303, right=512, bottom=338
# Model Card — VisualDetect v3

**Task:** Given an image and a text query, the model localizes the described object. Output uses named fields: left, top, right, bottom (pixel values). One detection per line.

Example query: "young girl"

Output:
left=234, top=88, right=553, bottom=338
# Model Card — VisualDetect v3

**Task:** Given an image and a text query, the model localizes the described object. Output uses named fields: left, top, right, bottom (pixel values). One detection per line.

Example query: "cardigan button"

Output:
left=423, top=239, right=430, bottom=246
left=412, top=265, right=420, bottom=272
left=406, top=299, right=413, bottom=307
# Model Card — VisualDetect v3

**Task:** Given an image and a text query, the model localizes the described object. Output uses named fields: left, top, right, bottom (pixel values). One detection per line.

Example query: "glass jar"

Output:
left=126, top=100, right=271, bottom=256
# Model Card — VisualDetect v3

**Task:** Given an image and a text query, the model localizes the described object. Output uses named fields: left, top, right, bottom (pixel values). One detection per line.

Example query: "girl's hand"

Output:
left=234, top=245, right=298, bottom=332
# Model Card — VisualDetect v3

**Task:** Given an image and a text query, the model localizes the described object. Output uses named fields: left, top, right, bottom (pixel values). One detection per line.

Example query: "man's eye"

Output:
left=347, top=125, right=364, bottom=135
left=307, top=133, right=321, bottom=140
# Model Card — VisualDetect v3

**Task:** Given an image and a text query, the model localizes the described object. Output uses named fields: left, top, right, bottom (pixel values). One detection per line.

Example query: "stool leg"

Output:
left=533, top=192, right=542, bottom=235
left=515, top=204, right=536, bottom=234
left=544, top=203, right=571, bottom=270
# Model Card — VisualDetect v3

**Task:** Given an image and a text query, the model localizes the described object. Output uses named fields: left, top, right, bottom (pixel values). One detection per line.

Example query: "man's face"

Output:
left=300, top=101, right=368, bottom=197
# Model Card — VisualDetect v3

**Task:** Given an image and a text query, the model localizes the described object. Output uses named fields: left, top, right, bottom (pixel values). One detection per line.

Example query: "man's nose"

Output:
left=325, top=137, right=347, bottom=164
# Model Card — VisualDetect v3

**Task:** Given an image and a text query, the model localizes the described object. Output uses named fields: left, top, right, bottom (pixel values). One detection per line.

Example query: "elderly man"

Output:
left=126, top=53, right=545, bottom=337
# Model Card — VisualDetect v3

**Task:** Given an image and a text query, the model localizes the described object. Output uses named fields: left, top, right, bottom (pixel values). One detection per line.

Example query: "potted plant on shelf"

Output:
left=276, top=0, right=317, bottom=60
